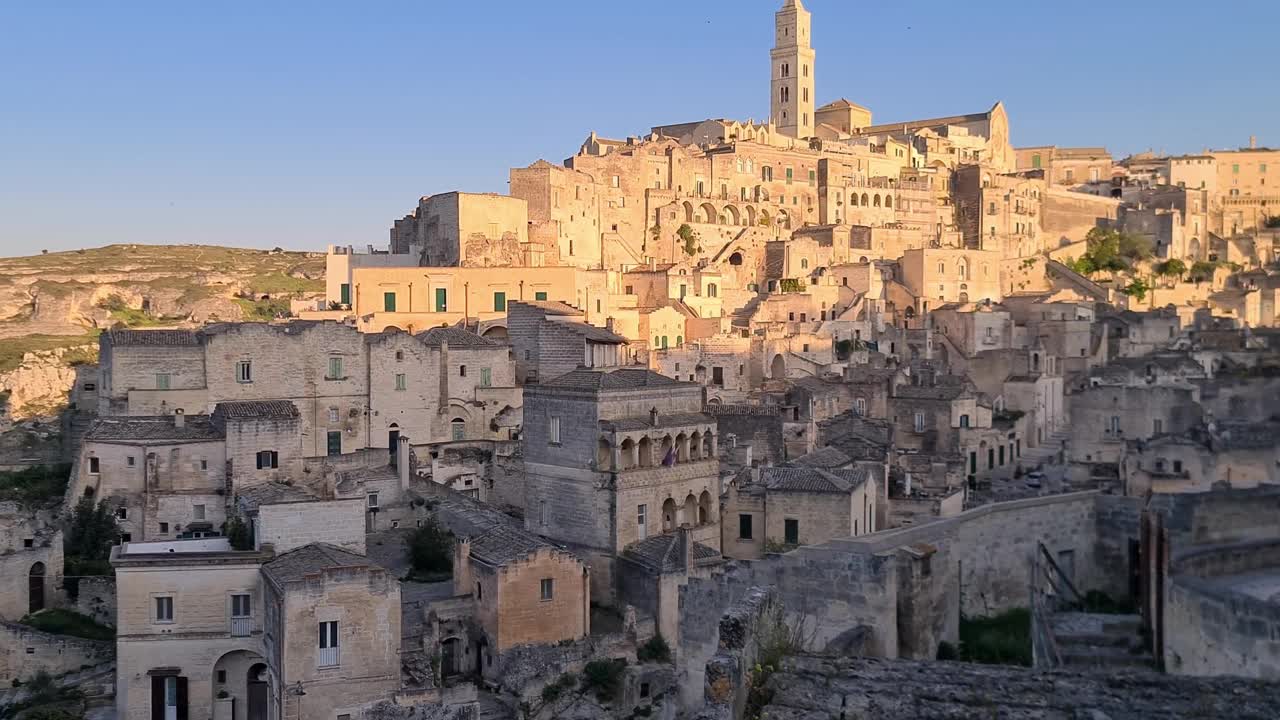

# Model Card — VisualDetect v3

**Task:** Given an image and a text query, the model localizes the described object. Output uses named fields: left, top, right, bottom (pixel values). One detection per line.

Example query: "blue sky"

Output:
left=1, top=0, right=1276, bottom=256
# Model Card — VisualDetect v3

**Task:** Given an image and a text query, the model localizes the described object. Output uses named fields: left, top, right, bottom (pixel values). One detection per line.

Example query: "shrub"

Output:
left=1156, top=258, right=1187, bottom=277
left=936, top=641, right=958, bottom=660
left=0, top=464, right=71, bottom=508
left=958, top=609, right=1031, bottom=666
left=224, top=515, right=253, bottom=551
left=408, top=518, right=454, bottom=576
left=540, top=672, right=576, bottom=703
left=637, top=633, right=671, bottom=663
left=1189, top=261, right=1219, bottom=283
left=676, top=224, right=700, bottom=256
left=1120, top=277, right=1151, bottom=302
left=581, top=658, right=627, bottom=701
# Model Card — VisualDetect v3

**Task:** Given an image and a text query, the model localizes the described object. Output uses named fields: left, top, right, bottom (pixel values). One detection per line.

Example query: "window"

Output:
left=89, top=457, right=100, bottom=474
left=395, top=373, right=406, bottom=391
left=383, top=292, right=396, bottom=312
left=535, top=291, right=548, bottom=301
left=328, top=407, right=340, bottom=423
left=1153, top=418, right=1163, bottom=434
left=434, top=288, right=447, bottom=312
left=855, top=398, right=866, bottom=415
left=459, top=365, right=467, bottom=377
left=231, top=594, right=251, bottom=617
left=738, top=514, right=753, bottom=540
left=327, top=356, right=344, bottom=380
left=1173, top=460, right=1183, bottom=474
left=785, top=167, right=793, bottom=184
left=959, top=414, right=970, bottom=428
left=1031, top=154, right=1041, bottom=169
left=154, top=596, right=174, bottom=623
left=784, top=518, right=799, bottom=545
left=475, top=582, right=482, bottom=600
left=808, top=169, right=816, bottom=186
left=451, top=418, right=466, bottom=441
left=235, top=360, right=252, bottom=384
left=318, top=621, right=340, bottom=667
left=540, top=578, right=554, bottom=601
left=367, top=493, right=379, bottom=509
left=116, top=506, right=128, bottom=519
left=480, top=368, right=491, bottom=388
left=83, top=382, right=96, bottom=391
left=549, top=417, right=561, bottom=445
left=192, top=504, right=205, bottom=521
left=127, top=455, right=136, bottom=467
left=159, top=522, right=169, bottom=534
left=493, top=292, right=506, bottom=312
left=611, top=175, right=620, bottom=188
left=339, top=283, right=350, bottom=306
left=155, top=373, right=171, bottom=390
left=914, top=413, right=925, bottom=432
left=256, top=451, right=279, bottom=470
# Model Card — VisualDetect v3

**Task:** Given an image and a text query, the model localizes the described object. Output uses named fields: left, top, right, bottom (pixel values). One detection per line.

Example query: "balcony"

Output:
left=317, top=646, right=340, bottom=668
left=230, top=616, right=254, bottom=637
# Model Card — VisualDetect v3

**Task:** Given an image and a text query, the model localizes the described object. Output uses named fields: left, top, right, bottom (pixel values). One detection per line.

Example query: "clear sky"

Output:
left=2, top=0, right=1277, bottom=257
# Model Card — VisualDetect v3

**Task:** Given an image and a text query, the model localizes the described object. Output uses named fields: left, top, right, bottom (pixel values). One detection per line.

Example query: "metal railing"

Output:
left=230, top=616, right=253, bottom=637
left=317, top=646, right=340, bottom=668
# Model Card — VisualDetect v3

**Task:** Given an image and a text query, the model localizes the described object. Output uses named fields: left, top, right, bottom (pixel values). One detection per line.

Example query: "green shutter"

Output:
left=340, top=283, right=350, bottom=305
left=535, top=291, right=548, bottom=301
left=435, top=288, right=447, bottom=312
left=383, top=292, right=396, bottom=312
left=494, top=292, right=506, bottom=312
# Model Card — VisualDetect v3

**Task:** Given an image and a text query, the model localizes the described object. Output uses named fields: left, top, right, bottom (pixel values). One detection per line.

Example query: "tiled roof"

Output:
left=468, top=525, right=558, bottom=567
left=570, top=323, right=629, bottom=344
left=213, top=400, right=300, bottom=420
left=894, top=384, right=967, bottom=401
left=416, top=327, right=503, bottom=348
left=623, top=533, right=720, bottom=572
left=263, top=543, right=375, bottom=584
left=544, top=367, right=681, bottom=391
left=85, top=415, right=222, bottom=443
left=790, top=446, right=852, bottom=469
left=761, top=466, right=869, bottom=494
left=601, top=412, right=712, bottom=432
left=520, top=300, right=581, bottom=316
left=106, top=329, right=202, bottom=347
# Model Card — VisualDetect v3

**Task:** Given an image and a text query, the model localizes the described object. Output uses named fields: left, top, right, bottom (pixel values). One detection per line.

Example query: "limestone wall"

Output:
left=1165, top=539, right=1280, bottom=678
left=0, top=621, right=112, bottom=683
left=70, top=577, right=117, bottom=628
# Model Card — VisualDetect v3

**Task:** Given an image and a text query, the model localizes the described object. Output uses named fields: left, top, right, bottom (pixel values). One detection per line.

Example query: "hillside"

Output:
left=0, top=244, right=325, bottom=425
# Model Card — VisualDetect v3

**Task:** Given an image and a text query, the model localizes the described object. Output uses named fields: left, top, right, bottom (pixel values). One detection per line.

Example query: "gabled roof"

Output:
left=468, top=525, right=558, bottom=567
left=543, top=367, right=681, bottom=391
left=106, top=329, right=202, bottom=347
left=817, top=98, right=871, bottom=113
left=761, top=466, right=870, bottom=494
left=262, top=543, right=376, bottom=584
left=622, top=533, right=720, bottom=573
left=236, top=482, right=321, bottom=513
left=790, top=446, right=853, bottom=469
left=86, top=415, right=222, bottom=443
left=213, top=400, right=300, bottom=421
left=416, top=326, right=503, bottom=348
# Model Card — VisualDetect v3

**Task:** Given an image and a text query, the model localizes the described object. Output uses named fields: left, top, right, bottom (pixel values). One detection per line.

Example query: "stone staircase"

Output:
left=1050, top=612, right=1154, bottom=671
left=1018, top=425, right=1071, bottom=469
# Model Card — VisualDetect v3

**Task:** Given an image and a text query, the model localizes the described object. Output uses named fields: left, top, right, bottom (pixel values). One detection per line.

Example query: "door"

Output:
left=246, top=664, right=269, bottom=720
left=388, top=428, right=400, bottom=467
left=327, top=431, right=342, bottom=457
left=28, top=562, right=45, bottom=613
left=441, top=638, right=460, bottom=677
left=151, top=676, right=187, bottom=720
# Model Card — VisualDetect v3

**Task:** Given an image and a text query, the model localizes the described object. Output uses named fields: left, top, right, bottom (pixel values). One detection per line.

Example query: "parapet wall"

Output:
left=676, top=491, right=1119, bottom=711
left=1164, top=538, right=1280, bottom=678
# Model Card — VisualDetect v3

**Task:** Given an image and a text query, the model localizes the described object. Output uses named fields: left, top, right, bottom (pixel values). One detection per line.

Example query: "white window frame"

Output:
left=539, top=578, right=554, bottom=601
left=549, top=416, right=561, bottom=445
left=318, top=621, right=340, bottom=668
left=637, top=504, right=647, bottom=541
left=236, top=360, right=252, bottom=383
left=154, top=595, right=175, bottom=624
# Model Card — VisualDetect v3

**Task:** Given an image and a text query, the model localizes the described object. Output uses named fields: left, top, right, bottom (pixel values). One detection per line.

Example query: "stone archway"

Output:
left=770, top=354, right=786, bottom=379
left=212, top=649, right=271, bottom=720
left=700, top=202, right=718, bottom=225
left=683, top=201, right=695, bottom=223
left=723, top=205, right=741, bottom=226
left=28, top=561, right=45, bottom=613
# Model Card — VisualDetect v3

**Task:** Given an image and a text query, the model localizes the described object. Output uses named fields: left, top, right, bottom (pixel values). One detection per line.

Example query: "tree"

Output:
left=1265, top=215, right=1280, bottom=229
left=408, top=517, right=454, bottom=576
left=1120, top=277, right=1151, bottom=302
left=63, top=498, right=120, bottom=597
left=1156, top=258, right=1187, bottom=277
left=1189, top=261, right=1219, bottom=283
left=1117, top=230, right=1154, bottom=262
left=1081, top=227, right=1127, bottom=271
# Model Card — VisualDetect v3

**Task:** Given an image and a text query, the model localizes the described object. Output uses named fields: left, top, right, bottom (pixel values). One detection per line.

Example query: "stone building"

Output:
left=110, top=491, right=396, bottom=720
left=74, top=413, right=227, bottom=543
left=522, top=368, right=719, bottom=602
left=1015, top=146, right=1114, bottom=187
left=507, top=300, right=629, bottom=385
left=0, top=503, right=62, bottom=621
left=389, top=191, right=530, bottom=266
left=721, top=465, right=876, bottom=561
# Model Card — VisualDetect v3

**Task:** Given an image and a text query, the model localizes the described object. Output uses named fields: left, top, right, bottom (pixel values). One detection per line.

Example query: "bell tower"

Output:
left=770, top=0, right=815, bottom=139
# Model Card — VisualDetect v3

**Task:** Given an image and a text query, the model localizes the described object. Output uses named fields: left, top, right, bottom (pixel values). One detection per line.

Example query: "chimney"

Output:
left=1250, top=135, right=1258, bottom=150
left=677, top=526, right=692, bottom=570
left=649, top=406, right=659, bottom=426
left=173, top=408, right=185, bottom=429
left=606, top=317, right=615, bottom=332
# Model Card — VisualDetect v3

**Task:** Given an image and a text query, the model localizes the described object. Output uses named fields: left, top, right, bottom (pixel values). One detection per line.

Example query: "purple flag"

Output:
left=662, top=447, right=676, bottom=466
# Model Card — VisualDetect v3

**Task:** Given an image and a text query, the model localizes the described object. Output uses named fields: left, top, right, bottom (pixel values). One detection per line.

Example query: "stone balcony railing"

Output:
left=614, top=459, right=720, bottom=490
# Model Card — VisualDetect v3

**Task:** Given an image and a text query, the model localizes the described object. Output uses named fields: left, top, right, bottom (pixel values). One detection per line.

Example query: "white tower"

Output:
left=770, top=0, right=816, bottom=139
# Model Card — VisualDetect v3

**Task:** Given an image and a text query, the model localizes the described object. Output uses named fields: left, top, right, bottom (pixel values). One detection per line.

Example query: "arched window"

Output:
left=662, top=497, right=677, bottom=531
left=937, top=262, right=945, bottom=274
left=450, top=418, right=466, bottom=441
left=459, top=365, right=467, bottom=377
left=800, top=258, right=809, bottom=269
left=698, top=491, right=713, bottom=524
left=638, top=436, right=653, bottom=467
left=850, top=194, right=858, bottom=206
left=619, top=438, right=635, bottom=470
left=873, top=194, right=881, bottom=207
left=707, top=283, right=718, bottom=297
left=884, top=195, right=892, bottom=209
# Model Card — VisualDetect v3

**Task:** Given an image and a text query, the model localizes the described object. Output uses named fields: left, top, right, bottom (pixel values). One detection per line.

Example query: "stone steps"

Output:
left=1059, top=643, right=1155, bottom=670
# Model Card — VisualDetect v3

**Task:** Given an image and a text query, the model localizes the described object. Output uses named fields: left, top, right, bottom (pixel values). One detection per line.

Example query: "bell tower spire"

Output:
left=770, top=0, right=815, bottom=139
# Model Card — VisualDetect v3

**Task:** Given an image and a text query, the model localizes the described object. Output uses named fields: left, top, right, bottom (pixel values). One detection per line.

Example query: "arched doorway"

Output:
left=442, top=637, right=463, bottom=677
left=770, top=354, right=785, bottom=379
left=29, top=562, right=45, bottom=613
left=662, top=498, right=677, bottom=532
left=698, top=491, right=713, bottom=524
left=246, top=663, right=270, bottom=720
left=388, top=423, right=400, bottom=466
